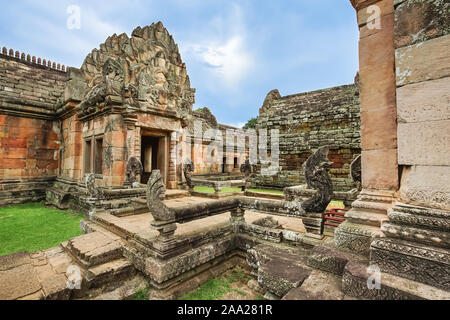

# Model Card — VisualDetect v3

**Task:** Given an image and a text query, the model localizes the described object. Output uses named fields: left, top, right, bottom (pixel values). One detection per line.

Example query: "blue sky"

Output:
left=0, top=0, right=359, bottom=127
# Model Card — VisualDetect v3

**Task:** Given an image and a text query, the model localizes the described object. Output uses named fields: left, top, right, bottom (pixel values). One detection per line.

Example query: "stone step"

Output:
left=307, top=244, right=368, bottom=276
left=342, top=260, right=450, bottom=300
left=84, top=258, right=136, bottom=290
left=89, top=273, right=149, bottom=300
left=345, top=208, right=388, bottom=227
left=62, top=232, right=123, bottom=268
left=247, top=243, right=312, bottom=298
left=258, top=258, right=311, bottom=298
left=282, top=269, right=358, bottom=300
left=108, top=204, right=148, bottom=217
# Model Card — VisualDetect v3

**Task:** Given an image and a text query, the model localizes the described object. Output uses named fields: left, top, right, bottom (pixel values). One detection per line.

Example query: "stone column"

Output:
left=123, top=114, right=137, bottom=186
left=335, top=0, right=398, bottom=256
left=167, top=131, right=178, bottom=189
left=370, top=0, right=450, bottom=290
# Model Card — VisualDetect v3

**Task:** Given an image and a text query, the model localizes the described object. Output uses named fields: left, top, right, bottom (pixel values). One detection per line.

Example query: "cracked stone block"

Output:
left=64, top=231, right=123, bottom=267
left=282, top=269, right=344, bottom=300
left=0, top=263, right=42, bottom=300
left=258, top=259, right=310, bottom=297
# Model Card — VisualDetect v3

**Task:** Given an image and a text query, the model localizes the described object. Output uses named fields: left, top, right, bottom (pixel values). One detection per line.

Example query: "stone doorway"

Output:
left=140, top=133, right=169, bottom=185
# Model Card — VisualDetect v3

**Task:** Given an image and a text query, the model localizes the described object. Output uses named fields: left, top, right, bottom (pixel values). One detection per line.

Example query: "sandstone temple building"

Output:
left=0, top=22, right=247, bottom=209
left=0, top=0, right=448, bottom=301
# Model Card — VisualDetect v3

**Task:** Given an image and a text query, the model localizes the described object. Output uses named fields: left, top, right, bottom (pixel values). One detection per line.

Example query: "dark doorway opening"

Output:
left=222, top=157, right=227, bottom=173
left=141, top=136, right=159, bottom=184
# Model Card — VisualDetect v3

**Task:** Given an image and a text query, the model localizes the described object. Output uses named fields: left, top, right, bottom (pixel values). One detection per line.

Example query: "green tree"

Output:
left=243, top=117, right=258, bottom=130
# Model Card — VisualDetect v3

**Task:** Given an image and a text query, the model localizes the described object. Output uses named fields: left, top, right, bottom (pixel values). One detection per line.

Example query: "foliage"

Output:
left=181, top=268, right=249, bottom=300
left=242, top=117, right=258, bottom=130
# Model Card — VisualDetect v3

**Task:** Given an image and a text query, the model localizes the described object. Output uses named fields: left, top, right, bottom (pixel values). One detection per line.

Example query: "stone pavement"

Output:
left=0, top=248, right=72, bottom=300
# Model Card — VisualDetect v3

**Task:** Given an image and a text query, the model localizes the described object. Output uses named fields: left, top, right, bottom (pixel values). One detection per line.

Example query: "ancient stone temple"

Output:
left=0, top=1, right=448, bottom=301
left=0, top=22, right=245, bottom=210
left=253, top=82, right=361, bottom=192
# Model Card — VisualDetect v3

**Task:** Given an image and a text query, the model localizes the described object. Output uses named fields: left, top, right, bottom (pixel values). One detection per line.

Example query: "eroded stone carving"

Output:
left=301, top=146, right=333, bottom=213
left=350, top=155, right=362, bottom=190
left=252, top=216, right=281, bottom=229
left=85, top=173, right=103, bottom=199
left=126, top=157, right=143, bottom=186
left=77, top=22, right=195, bottom=119
left=146, top=170, right=175, bottom=222
left=78, top=58, right=125, bottom=116
left=183, top=158, right=194, bottom=190
left=240, top=159, right=252, bottom=180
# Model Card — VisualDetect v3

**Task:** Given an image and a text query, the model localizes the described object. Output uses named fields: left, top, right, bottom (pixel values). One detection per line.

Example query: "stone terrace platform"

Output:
left=2, top=193, right=449, bottom=300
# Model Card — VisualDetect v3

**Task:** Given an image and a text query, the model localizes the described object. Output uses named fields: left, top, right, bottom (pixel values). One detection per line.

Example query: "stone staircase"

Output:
left=248, top=242, right=450, bottom=300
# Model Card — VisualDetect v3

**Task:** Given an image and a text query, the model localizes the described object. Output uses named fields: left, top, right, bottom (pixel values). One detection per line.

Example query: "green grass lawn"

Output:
left=181, top=268, right=260, bottom=300
left=194, top=186, right=242, bottom=194
left=0, top=202, right=84, bottom=256
left=193, top=186, right=284, bottom=195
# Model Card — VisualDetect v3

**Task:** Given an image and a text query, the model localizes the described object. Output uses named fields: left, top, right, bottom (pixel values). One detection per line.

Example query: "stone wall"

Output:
left=394, top=0, right=450, bottom=211
left=0, top=51, right=66, bottom=205
left=254, top=84, right=361, bottom=191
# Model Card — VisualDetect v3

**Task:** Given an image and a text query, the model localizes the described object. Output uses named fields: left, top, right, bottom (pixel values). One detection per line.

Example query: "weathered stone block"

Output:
left=397, top=76, right=450, bottom=124
left=399, top=165, right=450, bottom=210
left=361, top=148, right=398, bottom=190
left=360, top=106, right=397, bottom=150
left=396, top=34, right=450, bottom=86
left=370, top=238, right=450, bottom=291
left=258, top=259, right=310, bottom=297
left=398, top=120, right=450, bottom=166
left=395, top=0, right=450, bottom=48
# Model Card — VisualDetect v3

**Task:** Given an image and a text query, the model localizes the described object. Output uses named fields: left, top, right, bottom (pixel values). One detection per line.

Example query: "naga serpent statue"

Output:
left=301, top=146, right=333, bottom=213
left=146, top=170, right=175, bottom=222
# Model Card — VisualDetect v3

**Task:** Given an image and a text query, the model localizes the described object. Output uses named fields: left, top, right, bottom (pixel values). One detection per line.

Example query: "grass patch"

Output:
left=248, top=188, right=283, bottom=195
left=194, top=186, right=284, bottom=195
left=0, top=202, right=84, bottom=256
left=181, top=268, right=251, bottom=300
left=194, top=186, right=242, bottom=194
left=181, top=276, right=232, bottom=300
left=328, top=201, right=345, bottom=209
left=127, top=286, right=152, bottom=300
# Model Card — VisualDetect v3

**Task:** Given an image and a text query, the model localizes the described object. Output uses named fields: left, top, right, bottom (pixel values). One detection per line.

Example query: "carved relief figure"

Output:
left=183, top=158, right=195, bottom=190
left=85, top=173, right=103, bottom=199
left=126, top=157, right=143, bottom=186
left=350, top=155, right=362, bottom=190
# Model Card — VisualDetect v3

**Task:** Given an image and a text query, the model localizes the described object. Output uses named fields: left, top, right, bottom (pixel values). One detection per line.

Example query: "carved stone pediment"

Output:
left=74, top=22, right=196, bottom=120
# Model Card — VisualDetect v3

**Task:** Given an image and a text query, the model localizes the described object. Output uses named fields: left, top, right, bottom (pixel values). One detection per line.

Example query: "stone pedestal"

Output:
left=370, top=202, right=450, bottom=290
left=334, top=189, right=393, bottom=257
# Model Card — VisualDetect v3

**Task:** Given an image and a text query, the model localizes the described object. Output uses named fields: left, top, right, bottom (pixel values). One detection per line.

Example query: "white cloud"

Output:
left=223, top=121, right=246, bottom=129
left=180, top=3, right=255, bottom=89
left=184, top=36, right=253, bottom=87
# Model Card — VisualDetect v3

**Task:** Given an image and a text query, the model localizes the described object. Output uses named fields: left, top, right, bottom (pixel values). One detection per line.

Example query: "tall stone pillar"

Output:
left=335, top=0, right=398, bottom=256
left=123, top=114, right=138, bottom=186
left=167, top=131, right=178, bottom=189
left=370, top=0, right=450, bottom=290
